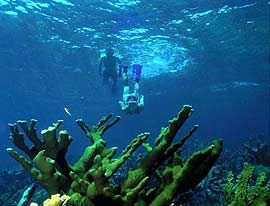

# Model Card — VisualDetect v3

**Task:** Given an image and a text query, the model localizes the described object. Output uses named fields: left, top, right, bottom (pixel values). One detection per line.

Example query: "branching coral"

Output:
left=224, top=163, right=270, bottom=206
left=7, top=105, right=223, bottom=206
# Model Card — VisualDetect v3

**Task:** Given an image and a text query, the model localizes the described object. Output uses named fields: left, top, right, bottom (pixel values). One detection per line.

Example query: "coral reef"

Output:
left=0, top=169, right=35, bottom=206
left=17, top=183, right=38, bottom=206
left=241, top=136, right=270, bottom=167
left=30, top=194, right=70, bottom=206
left=7, top=105, right=223, bottom=206
left=224, top=163, right=270, bottom=206
left=192, top=165, right=226, bottom=205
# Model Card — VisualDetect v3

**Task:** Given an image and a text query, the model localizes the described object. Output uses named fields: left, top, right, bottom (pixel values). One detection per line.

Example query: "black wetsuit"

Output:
left=99, top=56, right=120, bottom=93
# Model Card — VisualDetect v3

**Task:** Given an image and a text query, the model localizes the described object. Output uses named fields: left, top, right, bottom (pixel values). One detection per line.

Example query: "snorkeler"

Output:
left=99, top=48, right=122, bottom=94
left=119, top=64, right=144, bottom=114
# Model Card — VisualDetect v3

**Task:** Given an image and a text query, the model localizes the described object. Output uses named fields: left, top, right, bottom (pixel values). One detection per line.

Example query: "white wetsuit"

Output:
left=119, top=74, right=144, bottom=114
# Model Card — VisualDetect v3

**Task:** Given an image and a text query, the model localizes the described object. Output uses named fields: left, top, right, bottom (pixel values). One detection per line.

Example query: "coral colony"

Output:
left=7, top=105, right=223, bottom=206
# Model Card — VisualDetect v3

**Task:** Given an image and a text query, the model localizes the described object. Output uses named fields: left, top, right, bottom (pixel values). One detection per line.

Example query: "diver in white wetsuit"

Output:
left=119, top=65, right=144, bottom=114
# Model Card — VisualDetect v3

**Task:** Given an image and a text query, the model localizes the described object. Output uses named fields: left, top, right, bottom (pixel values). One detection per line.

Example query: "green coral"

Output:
left=223, top=171, right=235, bottom=203
left=224, top=163, right=270, bottom=206
left=7, top=105, right=223, bottom=206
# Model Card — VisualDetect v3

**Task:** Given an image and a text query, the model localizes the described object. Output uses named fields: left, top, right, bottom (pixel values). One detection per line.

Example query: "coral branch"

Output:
left=104, top=133, right=150, bottom=178
left=8, top=123, right=34, bottom=158
left=7, top=105, right=223, bottom=206
left=149, top=139, right=223, bottom=206
left=163, top=124, right=198, bottom=161
left=33, top=150, right=68, bottom=194
left=122, top=105, right=193, bottom=191
left=6, top=148, right=39, bottom=177
left=17, top=119, right=42, bottom=149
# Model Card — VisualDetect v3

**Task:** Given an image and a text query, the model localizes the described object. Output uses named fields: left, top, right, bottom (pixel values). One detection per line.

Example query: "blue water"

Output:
left=0, top=0, right=269, bottom=171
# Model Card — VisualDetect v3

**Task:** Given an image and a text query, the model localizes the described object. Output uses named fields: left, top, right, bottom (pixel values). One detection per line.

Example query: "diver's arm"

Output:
left=139, top=95, right=144, bottom=108
left=99, top=57, right=104, bottom=75
left=119, top=100, right=128, bottom=111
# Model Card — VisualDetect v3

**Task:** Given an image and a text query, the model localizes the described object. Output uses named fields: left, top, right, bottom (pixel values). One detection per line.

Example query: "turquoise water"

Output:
left=0, top=0, right=269, bottom=205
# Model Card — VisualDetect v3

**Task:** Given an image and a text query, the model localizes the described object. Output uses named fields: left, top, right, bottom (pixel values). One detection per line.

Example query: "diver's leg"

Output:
left=123, top=72, right=129, bottom=86
left=103, top=71, right=109, bottom=85
left=111, top=72, right=118, bottom=94
left=134, top=82, right=139, bottom=97
left=123, top=86, right=130, bottom=101
left=119, top=84, right=130, bottom=111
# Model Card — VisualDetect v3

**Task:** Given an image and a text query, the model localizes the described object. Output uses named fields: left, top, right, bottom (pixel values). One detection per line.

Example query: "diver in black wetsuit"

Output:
left=99, top=48, right=121, bottom=94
